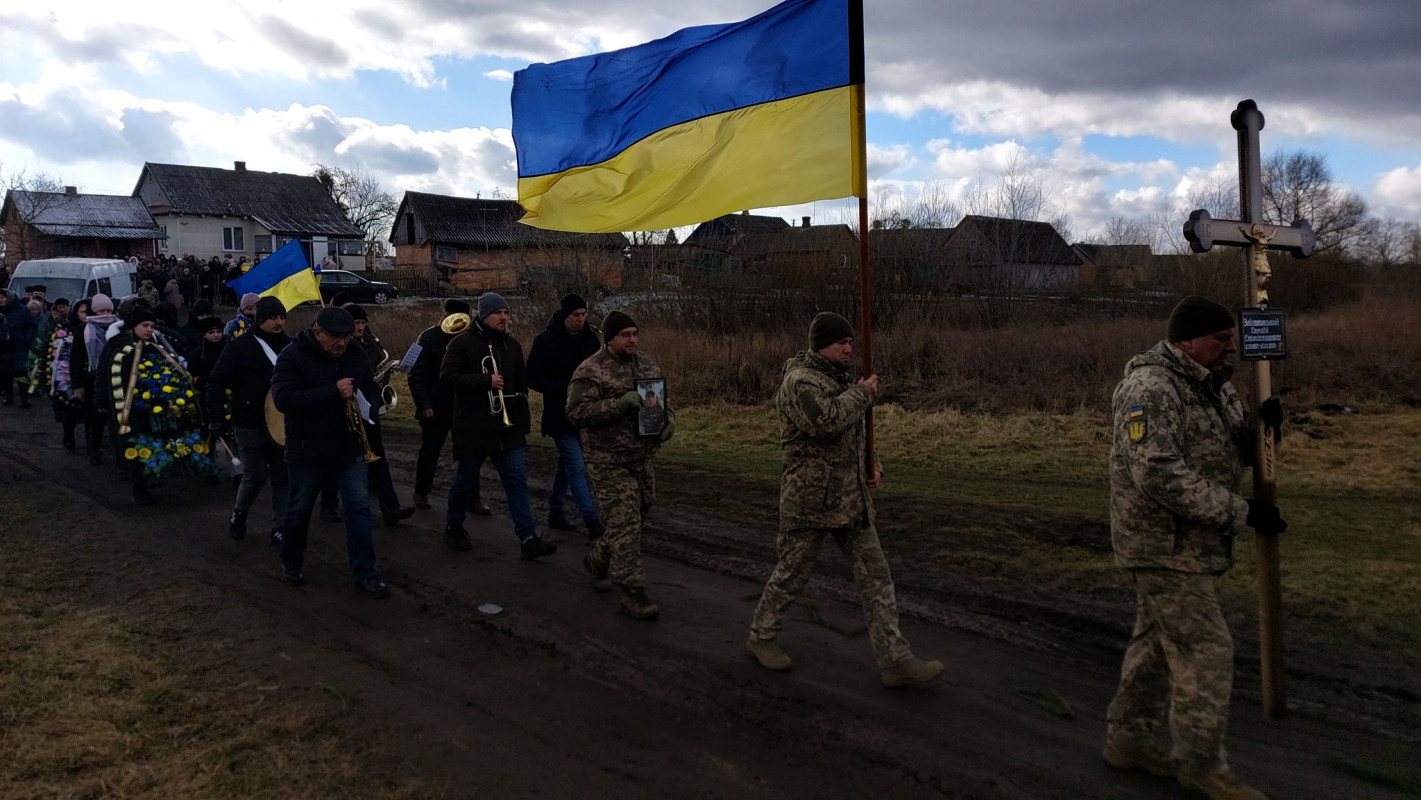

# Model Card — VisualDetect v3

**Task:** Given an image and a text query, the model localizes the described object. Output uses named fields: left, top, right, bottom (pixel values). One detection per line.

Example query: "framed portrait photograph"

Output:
left=636, top=378, right=667, bottom=437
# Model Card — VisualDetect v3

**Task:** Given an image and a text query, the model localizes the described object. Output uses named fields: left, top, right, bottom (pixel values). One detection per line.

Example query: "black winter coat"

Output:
left=206, top=329, right=292, bottom=430
left=271, top=330, right=379, bottom=464
left=526, top=309, right=600, bottom=437
left=405, top=324, right=456, bottom=420
left=441, top=319, right=530, bottom=457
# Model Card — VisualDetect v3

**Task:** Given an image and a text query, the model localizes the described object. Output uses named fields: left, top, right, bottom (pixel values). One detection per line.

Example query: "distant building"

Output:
left=1071, top=243, right=1155, bottom=289
left=941, top=215, right=1083, bottom=290
left=389, top=191, right=627, bottom=295
left=679, top=213, right=858, bottom=288
left=133, top=161, right=366, bottom=269
left=2, top=187, right=164, bottom=262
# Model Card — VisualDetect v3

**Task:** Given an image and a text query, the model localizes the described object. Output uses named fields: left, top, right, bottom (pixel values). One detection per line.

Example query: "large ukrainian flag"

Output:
left=512, top=0, right=864, bottom=233
left=225, top=239, right=322, bottom=311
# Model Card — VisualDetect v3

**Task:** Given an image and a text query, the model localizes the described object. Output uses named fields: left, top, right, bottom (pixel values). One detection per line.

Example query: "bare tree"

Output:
left=2, top=164, right=71, bottom=261
left=1099, top=215, right=1152, bottom=246
left=311, top=164, right=400, bottom=259
left=1261, top=150, right=1369, bottom=255
left=1354, top=216, right=1416, bottom=271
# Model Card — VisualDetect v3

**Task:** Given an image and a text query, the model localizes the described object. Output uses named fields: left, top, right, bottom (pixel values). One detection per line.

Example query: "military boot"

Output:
left=1102, top=736, right=1175, bottom=778
left=1177, top=765, right=1268, bottom=800
left=619, top=587, right=660, bottom=620
left=229, top=508, right=248, bottom=541
left=881, top=655, right=944, bottom=688
left=582, top=553, right=613, bottom=593
left=745, top=637, right=792, bottom=671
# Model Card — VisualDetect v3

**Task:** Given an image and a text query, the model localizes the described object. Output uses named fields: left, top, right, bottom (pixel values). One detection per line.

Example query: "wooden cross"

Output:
left=1182, top=99, right=1313, bottom=721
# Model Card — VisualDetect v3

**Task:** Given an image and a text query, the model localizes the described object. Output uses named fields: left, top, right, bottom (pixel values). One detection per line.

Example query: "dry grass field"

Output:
left=343, top=292, right=1421, bottom=668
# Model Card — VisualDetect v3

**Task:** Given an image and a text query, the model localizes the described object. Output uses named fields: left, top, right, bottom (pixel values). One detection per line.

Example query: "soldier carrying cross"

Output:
left=1103, top=100, right=1311, bottom=800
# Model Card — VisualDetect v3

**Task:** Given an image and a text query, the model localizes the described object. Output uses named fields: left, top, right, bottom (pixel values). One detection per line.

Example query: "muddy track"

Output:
left=4, top=426, right=1418, bottom=799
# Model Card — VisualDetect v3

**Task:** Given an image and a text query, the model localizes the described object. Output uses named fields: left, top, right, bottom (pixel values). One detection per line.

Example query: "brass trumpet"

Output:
left=481, top=345, right=512, bottom=428
left=346, top=394, right=381, bottom=463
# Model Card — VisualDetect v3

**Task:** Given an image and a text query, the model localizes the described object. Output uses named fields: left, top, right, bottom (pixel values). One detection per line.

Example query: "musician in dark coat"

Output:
left=207, top=297, right=292, bottom=544
left=439, top=292, right=555, bottom=560
left=271, top=306, right=389, bottom=599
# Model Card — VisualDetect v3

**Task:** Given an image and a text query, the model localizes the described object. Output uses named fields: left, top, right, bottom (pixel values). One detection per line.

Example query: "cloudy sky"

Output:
left=2, top=0, right=1419, bottom=246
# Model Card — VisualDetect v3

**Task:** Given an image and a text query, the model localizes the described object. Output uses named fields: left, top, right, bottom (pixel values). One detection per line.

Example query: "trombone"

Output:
left=481, top=344, right=512, bottom=428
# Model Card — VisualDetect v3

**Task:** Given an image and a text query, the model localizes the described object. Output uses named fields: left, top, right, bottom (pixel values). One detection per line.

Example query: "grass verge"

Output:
left=0, top=490, right=438, bottom=800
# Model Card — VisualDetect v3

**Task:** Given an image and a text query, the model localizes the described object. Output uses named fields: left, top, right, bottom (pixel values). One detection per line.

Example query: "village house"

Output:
left=676, top=212, right=858, bottom=289
left=389, top=191, right=627, bottom=295
left=1071, top=242, right=1155, bottom=289
left=133, top=161, right=366, bottom=269
left=2, top=187, right=164, bottom=262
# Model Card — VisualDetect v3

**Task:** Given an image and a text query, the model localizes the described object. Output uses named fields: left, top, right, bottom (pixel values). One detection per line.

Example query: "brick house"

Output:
left=389, top=191, right=627, bottom=295
left=2, top=187, right=164, bottom=262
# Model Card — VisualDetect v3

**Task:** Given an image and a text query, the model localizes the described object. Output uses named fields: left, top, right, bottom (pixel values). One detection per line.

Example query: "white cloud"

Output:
left=484, top=70, right=515, bottom=82
left=1374, top=165, right=1421, bottom=219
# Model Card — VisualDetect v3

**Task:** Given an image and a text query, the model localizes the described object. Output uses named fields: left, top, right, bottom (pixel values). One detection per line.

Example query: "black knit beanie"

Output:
left=602, top=310, right=637, bottom=339
left=1167, top=296, right=1235, bottom=343
left=345, top=304, right=368, bottom=322
left=443, top=298, right=471, bottom=315
left=809, top=312, right=854, bottom=351
left=560, top=293, right=587, bottom=317
left=255, top=296, right=287, bottom=324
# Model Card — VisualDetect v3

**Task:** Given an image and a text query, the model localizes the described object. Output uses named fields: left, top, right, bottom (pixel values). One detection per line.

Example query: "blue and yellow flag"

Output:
left=512, top=0, right=864, bottom=233
left=225, top=239, right=322, bottom=310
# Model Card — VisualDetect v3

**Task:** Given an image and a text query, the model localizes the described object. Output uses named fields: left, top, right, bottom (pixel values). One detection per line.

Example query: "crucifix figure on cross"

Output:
left=1182, top=99, right=1314, bottom=722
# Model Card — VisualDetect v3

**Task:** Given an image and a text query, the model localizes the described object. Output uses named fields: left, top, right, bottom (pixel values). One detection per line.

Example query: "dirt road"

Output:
left=1, top=428, right=1414, bottom=799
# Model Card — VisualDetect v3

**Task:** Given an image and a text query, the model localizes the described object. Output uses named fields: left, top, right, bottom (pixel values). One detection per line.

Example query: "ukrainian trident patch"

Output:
left=1127, top=405, right=1146, bottom=443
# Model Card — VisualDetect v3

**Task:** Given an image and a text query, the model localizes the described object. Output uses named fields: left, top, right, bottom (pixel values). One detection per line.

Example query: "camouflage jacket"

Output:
left=566, top=347, right=666, bottom=466
left=1109, top=340, right=1250, bottom=574
left=776, top=350, right=877, bottom=531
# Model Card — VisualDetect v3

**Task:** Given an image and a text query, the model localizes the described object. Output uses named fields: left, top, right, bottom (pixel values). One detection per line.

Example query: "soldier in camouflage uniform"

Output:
left=566, top=310, right=675, bottom=620
left=746, top=312, right=943, bottom=688
left=1104, top=296, right=1286, bottom=800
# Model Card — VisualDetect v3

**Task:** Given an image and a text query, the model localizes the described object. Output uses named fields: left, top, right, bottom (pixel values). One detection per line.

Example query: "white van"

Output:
left=5, top=258, right=140, bottom=303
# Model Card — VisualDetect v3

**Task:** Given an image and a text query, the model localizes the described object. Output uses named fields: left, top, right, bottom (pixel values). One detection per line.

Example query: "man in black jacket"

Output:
left=440, top=292, right=556, bottom=560
left=207, top=296, right=292, bottom=544
left=406, top=298, right=486, bottom=514
left=526, top=293, right=605, bottom=536
left=347, top=304, right=416, bottom=527
left=272, top=306, right=390, bottom=599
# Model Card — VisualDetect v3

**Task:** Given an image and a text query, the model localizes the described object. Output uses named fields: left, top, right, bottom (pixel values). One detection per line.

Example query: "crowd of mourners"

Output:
left=0, top=266, right=1285, bottom=797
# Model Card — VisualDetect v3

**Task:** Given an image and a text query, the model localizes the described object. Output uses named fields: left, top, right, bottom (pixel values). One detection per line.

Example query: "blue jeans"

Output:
left=447, top=447, right=536, bottom=542
left=549, top=434, right=603, bottom=526
left=281, top=458, right=378, bottom=582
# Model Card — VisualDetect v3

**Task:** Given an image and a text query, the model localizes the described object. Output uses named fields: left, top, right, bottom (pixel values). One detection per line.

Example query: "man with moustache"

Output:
left=271, top=306, right=390, bottom=599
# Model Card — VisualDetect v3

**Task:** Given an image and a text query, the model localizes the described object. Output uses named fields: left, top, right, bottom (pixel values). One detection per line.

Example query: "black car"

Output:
left=318, top=269, right=399, bottom=304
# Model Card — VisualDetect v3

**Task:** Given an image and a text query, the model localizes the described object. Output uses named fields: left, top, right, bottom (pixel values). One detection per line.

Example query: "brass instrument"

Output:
left=440, top=312, right=471, bottom=335
left=264, top=389, right=286, bottom=445
left=117, top=340, right=144, bottom=435
left=347, top=394, right=381, bottom=463
left=373, top=357, right=401, bottom=415
left=481, top=344, right=512, bottom=428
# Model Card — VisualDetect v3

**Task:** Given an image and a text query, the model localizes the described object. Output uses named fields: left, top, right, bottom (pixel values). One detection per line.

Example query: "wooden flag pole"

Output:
left=849, top=0, right=874, bottom=472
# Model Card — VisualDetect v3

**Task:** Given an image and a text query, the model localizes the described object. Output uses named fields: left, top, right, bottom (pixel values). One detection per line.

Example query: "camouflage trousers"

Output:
left=749, top=524, right=913, bottom=669
left=1106, top=569, right=1234, bottom=770
left=585, top=461, right=654, bottom=592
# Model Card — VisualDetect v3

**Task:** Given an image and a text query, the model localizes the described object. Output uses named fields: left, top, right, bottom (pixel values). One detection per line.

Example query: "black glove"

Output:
left=1246, top=498, right=1288, bottom=535
left=1259, top=395, right=1283, bottom=443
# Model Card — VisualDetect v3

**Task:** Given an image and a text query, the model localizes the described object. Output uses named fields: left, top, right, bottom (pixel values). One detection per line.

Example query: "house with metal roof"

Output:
left=389, top=191, right=627, bottom=295
left=133, top=161, right=366, bottom=269
left=2, top=187, right=164, bottom=262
